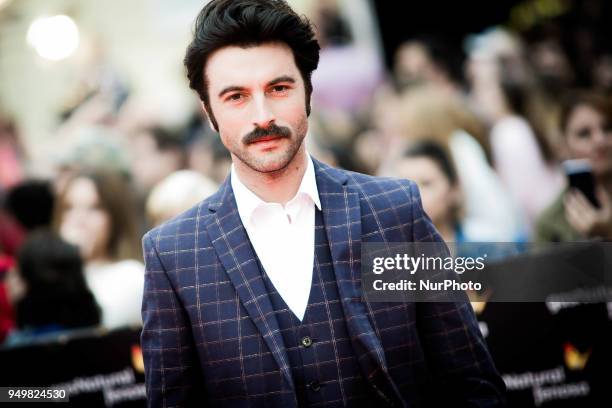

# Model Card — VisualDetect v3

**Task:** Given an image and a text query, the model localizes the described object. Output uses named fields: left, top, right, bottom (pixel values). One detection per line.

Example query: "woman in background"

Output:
left=391, top=140, right=525, bottom=262
left=536, top=91, right=612, bottom=242
left=389, top=141, right=464, bottom=243
left=53, top=169, right=144, bottom=329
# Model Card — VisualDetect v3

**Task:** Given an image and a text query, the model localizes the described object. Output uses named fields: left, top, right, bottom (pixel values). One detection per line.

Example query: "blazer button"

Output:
left=301, top=336, right=313, bottom=348
left=307, top=380, right=321, bottom=392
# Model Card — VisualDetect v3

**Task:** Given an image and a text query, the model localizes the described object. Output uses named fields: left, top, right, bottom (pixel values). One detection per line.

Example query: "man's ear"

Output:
left=199, top=100, right=218, bottom=132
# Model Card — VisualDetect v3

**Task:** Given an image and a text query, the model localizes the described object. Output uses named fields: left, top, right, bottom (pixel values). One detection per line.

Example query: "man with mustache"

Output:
left=140, top=0, right=505, bottom=406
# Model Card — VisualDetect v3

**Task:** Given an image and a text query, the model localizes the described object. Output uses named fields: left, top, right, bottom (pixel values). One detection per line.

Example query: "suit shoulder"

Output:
left=337, top=169, right=426, bottom=241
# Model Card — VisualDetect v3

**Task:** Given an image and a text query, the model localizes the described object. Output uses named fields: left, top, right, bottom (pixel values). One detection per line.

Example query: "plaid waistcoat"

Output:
left=260, top=208, right=379, bottom=407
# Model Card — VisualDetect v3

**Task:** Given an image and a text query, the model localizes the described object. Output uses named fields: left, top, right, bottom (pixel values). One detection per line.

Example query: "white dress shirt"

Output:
left=231, top=155, right=321, bottom=321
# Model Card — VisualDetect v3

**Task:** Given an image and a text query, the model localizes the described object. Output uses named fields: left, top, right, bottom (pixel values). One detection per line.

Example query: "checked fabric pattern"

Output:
left=141, top=159, right=506, bottom=407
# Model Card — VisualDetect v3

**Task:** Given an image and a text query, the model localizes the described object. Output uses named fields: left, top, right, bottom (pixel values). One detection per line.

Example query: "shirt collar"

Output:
left=231, top=153, right=321, bottom=224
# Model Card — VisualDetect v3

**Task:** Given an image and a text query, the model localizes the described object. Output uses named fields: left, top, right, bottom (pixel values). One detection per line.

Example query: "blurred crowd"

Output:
left=1, top=1, right=611, bottom=347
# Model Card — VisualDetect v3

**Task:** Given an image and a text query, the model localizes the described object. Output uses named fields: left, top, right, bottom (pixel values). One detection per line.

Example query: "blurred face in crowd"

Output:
left=565, top=104, right=612, bottom=176
left=129, top=131, right=183, bottom=191
left=59, top=177, right=111, bottom=263
left=394, top=41, right=448, bottom=89
left=395, top=42, right=433, bottom=87
left=204, top=42, right=308, bottom=174
left=393, top=156, right=459, bottom=227
left=530, top=40, right=574, bottom=89
left=467, top=56, right=507, bottom=123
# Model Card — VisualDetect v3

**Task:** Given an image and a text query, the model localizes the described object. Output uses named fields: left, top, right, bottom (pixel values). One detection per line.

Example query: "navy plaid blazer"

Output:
left=141, top=159, right=506, bottom=407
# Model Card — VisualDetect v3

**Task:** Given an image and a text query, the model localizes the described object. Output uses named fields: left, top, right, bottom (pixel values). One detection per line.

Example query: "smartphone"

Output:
left=562, top=159, right=599, bottom=208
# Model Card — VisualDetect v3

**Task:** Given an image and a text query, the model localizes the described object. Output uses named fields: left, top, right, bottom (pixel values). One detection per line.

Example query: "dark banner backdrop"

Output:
left=0, top=327, right=146, bottom=407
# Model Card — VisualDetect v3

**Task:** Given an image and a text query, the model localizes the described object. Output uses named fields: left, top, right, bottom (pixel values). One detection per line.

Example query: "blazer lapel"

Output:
left=314, top=160, right=406, bottom=407
left=204, top=177, right=295, bottom=392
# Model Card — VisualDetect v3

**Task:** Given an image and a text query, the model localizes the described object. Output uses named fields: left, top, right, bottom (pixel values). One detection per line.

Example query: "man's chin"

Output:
left=249, top=160, right=292, bottom=174
left=243, top=152, right=296, bottom=174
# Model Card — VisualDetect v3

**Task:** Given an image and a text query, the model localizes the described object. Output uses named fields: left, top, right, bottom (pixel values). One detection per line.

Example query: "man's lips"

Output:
left=249, top=135, right=284, bottom=144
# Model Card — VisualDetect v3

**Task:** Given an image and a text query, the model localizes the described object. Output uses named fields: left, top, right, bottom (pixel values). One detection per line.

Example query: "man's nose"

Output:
left=252, top=95, right=275, bottom=128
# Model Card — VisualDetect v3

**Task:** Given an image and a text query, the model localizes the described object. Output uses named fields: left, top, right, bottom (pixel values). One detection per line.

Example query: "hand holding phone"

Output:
left=562, top=159, right=599, bottom=208
left=562, top=159, right=612, bottom=238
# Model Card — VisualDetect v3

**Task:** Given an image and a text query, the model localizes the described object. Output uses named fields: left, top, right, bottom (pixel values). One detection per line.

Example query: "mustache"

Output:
left=242, top=123, right=291, bottom=144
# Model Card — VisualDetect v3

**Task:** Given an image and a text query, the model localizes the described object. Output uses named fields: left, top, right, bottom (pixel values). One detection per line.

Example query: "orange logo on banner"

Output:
left=132, top=345, right=145, bottom=374
left=563, top=342, right=591, bottom=371
left=470, top=301, right=487, bottom=315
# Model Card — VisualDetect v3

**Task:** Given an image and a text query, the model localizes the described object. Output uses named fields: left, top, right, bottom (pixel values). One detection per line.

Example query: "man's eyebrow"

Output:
left=218, top=86, right=246, bottom=98
left=267, top=76, right=296, bottom=86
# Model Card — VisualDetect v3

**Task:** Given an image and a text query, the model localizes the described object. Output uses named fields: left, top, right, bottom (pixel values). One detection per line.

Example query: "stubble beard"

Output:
left=233, top=119, right=308, bottom=175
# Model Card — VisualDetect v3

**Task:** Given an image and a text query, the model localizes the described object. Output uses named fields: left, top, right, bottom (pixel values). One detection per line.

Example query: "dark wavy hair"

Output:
left=184, top=0, right=320, bottom=131
left=16, top=230, right=100, bottom=330
left=403, top=140, right=458, bottom=186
